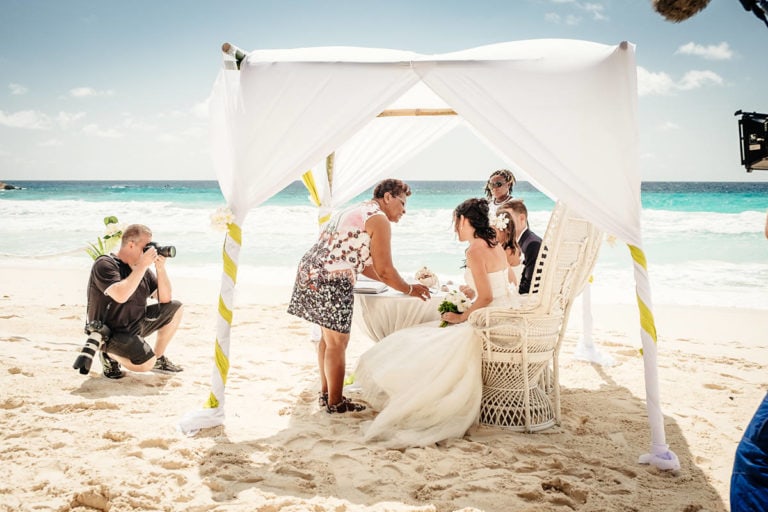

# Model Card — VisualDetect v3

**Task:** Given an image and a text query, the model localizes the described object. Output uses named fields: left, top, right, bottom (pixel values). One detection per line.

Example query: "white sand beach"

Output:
left=1, top=264, right=766, bottom=511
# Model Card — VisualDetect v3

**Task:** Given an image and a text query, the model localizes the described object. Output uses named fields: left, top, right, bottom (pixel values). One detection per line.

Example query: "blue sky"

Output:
left=1, top=0, right=767, bottom=182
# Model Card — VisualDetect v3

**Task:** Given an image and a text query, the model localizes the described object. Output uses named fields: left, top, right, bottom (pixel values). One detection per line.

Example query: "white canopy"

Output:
left=183, top=39, right=679, bottom=471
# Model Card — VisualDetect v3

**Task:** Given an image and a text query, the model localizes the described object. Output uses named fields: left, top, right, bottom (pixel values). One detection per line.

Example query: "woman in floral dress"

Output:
left=287, top=179, right=431, bottom=414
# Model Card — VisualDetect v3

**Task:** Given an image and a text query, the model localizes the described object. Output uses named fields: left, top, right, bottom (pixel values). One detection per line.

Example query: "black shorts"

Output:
left=106, top=300, right=182, bottom=365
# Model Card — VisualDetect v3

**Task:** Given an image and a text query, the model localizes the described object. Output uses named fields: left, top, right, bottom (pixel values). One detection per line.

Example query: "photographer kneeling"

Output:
left=86, top=224, right=183, bottom=379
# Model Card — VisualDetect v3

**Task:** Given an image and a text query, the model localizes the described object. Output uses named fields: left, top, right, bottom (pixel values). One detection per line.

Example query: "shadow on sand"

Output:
left=195, top=365, right=724, bottom=512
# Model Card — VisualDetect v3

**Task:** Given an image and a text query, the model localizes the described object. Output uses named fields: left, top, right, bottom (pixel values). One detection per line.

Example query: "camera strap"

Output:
left=84, top=254, right=118, bottom=331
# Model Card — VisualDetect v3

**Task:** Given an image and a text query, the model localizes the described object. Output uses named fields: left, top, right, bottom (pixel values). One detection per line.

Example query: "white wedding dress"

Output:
left=355, top=269, right=518, bottom=448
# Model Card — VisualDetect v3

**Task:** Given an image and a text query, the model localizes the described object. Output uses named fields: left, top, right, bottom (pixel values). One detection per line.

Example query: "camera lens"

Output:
left=144, top=242, right=176, bottom=258
left=159, top=246, right=176, bottom=258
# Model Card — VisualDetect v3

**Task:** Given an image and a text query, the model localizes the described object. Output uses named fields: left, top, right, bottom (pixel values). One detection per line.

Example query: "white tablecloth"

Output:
left=353, top=289, right=443, bottom=342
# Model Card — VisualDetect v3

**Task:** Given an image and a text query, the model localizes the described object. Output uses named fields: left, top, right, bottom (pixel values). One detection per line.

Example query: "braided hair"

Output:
left=483, top=169, right=517, bottom=200
left=454, top=198, right=497, bottom=248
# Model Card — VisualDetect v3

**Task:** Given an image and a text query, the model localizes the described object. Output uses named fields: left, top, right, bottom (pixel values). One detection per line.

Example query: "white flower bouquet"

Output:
left=85, top=215, right=124, bottom=260
left=415, top=266, right=439, bottom=288
left=437, top=289, right=471, bottom=327
left=210, top=206, right=234, bottom=232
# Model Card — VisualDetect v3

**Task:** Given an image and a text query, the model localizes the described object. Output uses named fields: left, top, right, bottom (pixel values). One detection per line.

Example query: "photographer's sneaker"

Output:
left=100, top=352, right=125, bottom=379
left=153, top=355, right=183, bottom=373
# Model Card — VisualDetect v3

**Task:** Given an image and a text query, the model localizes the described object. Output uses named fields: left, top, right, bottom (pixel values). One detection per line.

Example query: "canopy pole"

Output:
left=629, top=243, right=680, bottom=471
left=377, top=108, right=457, bottom=117
left=326, top=152, right=335, bottom=196
left=178, top=219, right=243, bottom=435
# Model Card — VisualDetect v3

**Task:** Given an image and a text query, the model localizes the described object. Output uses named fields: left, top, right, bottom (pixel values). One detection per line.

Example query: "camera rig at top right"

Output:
left=735, top=110, right=768, bottom=172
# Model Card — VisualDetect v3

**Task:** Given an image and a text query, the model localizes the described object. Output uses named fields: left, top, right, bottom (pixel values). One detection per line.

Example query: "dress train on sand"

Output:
left=355, top=269, right=517, bottom=448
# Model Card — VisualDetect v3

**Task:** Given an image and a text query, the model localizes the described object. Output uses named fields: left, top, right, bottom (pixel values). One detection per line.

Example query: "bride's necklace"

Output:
left=493, top=194, right=511, bottom=205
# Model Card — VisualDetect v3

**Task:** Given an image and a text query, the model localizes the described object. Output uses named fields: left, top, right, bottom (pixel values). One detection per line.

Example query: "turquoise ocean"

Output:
left=1, top=180, right=767, bottom=309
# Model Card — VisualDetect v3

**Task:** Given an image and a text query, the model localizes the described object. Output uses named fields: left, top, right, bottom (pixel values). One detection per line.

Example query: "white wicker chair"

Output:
left=468, top=202, right=602, bottom=432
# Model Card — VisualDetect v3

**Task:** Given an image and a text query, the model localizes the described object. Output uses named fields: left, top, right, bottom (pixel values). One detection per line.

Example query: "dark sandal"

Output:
left=318, top=392, right=329, bottom=408
left=326, top=398, right=366, bottom=414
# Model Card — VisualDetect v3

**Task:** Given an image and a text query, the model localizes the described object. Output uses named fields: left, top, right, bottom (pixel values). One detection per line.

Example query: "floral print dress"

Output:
left=287, top=200, right=384, bottom=333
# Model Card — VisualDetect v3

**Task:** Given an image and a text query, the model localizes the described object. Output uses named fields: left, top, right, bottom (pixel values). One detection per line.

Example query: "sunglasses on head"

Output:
left=489, top=180, right=507, bottom=188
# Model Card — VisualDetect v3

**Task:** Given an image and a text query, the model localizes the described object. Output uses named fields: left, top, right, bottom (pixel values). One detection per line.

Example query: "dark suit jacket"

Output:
left=518, top=228, right=542, bottom=294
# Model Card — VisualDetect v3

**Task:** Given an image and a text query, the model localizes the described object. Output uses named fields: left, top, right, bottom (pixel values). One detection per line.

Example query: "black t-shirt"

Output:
left=87, top=255, right=157, bottom=335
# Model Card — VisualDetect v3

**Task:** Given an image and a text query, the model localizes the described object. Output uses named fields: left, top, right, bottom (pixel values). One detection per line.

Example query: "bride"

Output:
left=355, top=198, right=518, bottom=448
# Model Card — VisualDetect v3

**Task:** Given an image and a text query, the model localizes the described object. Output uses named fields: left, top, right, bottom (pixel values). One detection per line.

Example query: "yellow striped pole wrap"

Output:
left=629, top=243, right=677, bottom=468
left=301, top=170, right=331, bottom=225
left=178, top=220, right=241, bottom=435
left=628, top=244, right=657, bottom=344
left=206, top=221, right=241, bottom=408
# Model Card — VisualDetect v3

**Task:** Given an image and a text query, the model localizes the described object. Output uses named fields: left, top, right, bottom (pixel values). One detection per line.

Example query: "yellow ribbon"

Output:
left=204, top=221, right=241, bottom=410
left=628, top=244, right=658, bottom=352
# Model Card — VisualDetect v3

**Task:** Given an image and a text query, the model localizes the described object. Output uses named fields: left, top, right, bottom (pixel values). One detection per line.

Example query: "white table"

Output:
left=353, top=288, right=443, bottom=342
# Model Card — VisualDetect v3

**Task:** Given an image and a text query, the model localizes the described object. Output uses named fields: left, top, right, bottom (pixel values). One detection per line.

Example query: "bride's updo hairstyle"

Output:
left=454, top=198, right=497, bottom=248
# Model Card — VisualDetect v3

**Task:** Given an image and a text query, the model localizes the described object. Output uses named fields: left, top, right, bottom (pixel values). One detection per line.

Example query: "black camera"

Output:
left=72, top=320, right=111, bottom=375
left=144, top=241, right=176, bottom=258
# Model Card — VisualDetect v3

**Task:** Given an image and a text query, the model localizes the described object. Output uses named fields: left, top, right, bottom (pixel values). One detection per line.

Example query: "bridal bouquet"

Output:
left=437, top=289, right=471, bottom=327
left=414, top=266, right=439, bottom=288
left=85, top=216, right=124, bottom=260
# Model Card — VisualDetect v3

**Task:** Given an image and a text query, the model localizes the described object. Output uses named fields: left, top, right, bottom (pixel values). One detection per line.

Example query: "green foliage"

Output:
left=85, top=216, right=123, bottom=260
left=437, top=300, right=459, bottom=327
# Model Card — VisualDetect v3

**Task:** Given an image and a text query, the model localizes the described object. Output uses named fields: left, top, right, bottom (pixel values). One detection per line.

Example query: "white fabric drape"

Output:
left=312, top=115, right=460, bottom=209
left=415, top=40, right=641, bottom=245
left=308, top=81, right=460, bottom=211
left=184, top=39, right=678, bottom=472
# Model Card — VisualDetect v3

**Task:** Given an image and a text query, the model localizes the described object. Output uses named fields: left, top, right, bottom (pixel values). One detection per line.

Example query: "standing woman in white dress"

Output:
left=355, top=198, right=514, bottom=448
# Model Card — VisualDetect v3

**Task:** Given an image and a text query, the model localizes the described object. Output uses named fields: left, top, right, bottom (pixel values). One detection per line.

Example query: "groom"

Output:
left=503, top=201, right=542, bottom=294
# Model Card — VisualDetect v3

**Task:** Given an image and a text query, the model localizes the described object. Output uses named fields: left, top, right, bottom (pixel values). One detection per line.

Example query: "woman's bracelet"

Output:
left=407, top=284, right=413, bottom=295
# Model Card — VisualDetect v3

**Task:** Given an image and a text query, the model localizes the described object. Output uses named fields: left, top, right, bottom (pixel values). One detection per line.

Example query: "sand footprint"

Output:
left=541, top=477, right=589, bottom=505
left=72, top=485, right=112, bottom=512
left=1, top=335, right=29, bottom=342
left=139, top=438, right=173, bottom=449
left=42, top=401, right=119, bottom=414
left=102, top=430, right=133, bottom=442
left=0, top=397, right=24, bottom=409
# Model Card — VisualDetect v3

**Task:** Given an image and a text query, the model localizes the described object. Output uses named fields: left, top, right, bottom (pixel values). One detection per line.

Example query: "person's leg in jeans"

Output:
left=730, top=392, right=768, bottom=512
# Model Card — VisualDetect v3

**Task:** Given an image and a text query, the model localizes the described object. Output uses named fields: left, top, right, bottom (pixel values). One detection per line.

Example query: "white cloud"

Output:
left=544, top=12, right=582, bottom=24
left=0, top=109, right=86, bottom=129
left=678, top=70, right=724, bottom=90
left=121, top=115, right=158, bottom=132
left=39, top=138, right=63, bottom=147
left=545, top=1, right=606, bottom=23
left=55, top=111, right=86, bottom=128
left=69, top=87, right=115, bottom=98
left=82, top=124, right=122, bottom=138
left=636, top=67, right=676, bottom=96
left=675, top=42, right=734, bottom=61
left=636, top=66, right=723, bottom=96
left=9, top=83, right=28, bottom=95
left=0, top=110, right=53, bottom=129
left=581, top=2, right=607, bottom=21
